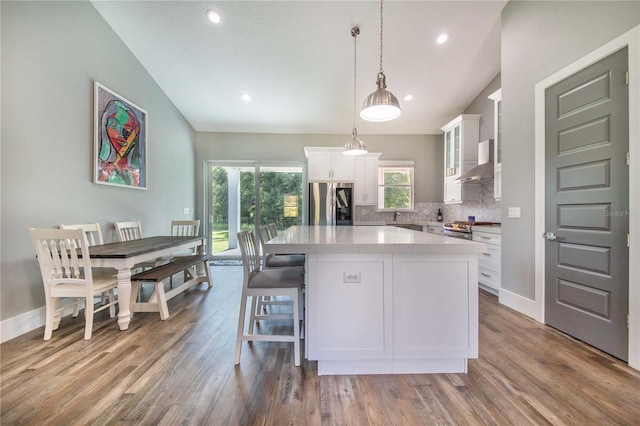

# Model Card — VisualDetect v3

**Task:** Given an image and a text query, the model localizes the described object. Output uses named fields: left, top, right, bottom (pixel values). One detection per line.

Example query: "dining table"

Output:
left=88, top=235, right=207, bottom=330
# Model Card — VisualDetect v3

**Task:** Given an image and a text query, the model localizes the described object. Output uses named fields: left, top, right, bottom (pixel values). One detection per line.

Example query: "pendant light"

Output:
left=344, top=26, right=368, bottom=156
left=360, top=0, right=401, bottom=122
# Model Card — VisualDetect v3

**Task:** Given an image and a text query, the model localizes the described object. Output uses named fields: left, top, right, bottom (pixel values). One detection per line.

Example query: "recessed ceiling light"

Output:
left=403, top=93, right=414, bottom=102
left=240, top=92, right=251, bottom=102
left=207, top=10, right=221, bottom=24
left=436, top=33, right=449, bottom=44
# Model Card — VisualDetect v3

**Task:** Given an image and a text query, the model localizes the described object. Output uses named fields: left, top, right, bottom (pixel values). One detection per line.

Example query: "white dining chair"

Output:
left=114, top=220, right=166, bottom=268
left=235, top=229, right=304, bottom=366
left=29, top=228, right=118, bottom=340
left=168, top=219, right=202, bottom=286
left=59, top=222, right=105, bottom=246
left=59, top=223, right=115, bottom=316
left=114, top=220, right=144, bottom=242
left=170, top=219, right=201, bottom=256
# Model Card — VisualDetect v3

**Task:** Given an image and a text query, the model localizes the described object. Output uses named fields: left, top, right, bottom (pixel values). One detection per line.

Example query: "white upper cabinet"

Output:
left=488, top=89, right=502, bottom=200
left=354, top=153, right=381, bottom=205
left=441, top=114, right=481, bottom=204
left=305, top=147, right=355, bottom=182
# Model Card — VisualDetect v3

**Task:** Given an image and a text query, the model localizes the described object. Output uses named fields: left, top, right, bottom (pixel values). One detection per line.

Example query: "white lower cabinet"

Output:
left=472, top=231, right=501, bottom=294
left=314, top=255, right=392, bottom=360
left=393, top=255, right=476, bottom=362
left=306, top=252, right=478, bottom=375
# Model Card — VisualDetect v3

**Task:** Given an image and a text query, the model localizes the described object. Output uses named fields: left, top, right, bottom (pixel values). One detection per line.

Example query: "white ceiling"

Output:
left=91, top=1, right=506, bottom=135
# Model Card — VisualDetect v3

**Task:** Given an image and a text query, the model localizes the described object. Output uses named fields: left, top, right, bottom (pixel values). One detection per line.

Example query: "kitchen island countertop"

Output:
left=265, top=225, right=486, bottom=255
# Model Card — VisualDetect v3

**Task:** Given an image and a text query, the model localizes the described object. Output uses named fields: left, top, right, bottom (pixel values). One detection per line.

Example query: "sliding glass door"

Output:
left=206, top=162, right=304, bottom=258
left=259, top=166, right=304, bottom=235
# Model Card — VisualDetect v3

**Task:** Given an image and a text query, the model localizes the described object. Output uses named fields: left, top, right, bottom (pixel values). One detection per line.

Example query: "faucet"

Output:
left=393, top=211, right=400, bottom=221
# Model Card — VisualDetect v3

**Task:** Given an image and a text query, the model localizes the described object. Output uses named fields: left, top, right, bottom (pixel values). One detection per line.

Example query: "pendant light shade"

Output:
left=361, top=0, right=401, bottom=122
left=344, top=26, right=368, bottom=156
left=343, top=128, right=367, bottom=156
left=360, top=72, right=401, bottom=122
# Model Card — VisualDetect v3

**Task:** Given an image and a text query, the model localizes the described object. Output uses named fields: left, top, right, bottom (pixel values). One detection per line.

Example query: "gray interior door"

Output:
left=545, top=47, right=629, bottom=361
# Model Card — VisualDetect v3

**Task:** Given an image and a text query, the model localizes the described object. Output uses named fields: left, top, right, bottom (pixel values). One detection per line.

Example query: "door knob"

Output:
left=543, top=232, right=557, bottom=241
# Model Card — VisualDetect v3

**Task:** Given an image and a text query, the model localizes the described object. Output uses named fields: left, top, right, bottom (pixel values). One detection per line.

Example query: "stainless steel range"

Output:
left=442, top=221, right=497, bottom=240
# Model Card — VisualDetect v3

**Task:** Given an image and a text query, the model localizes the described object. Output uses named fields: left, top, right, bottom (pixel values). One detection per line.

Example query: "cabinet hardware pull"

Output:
left=483, top=253, right=490, bottom=256
left=480, top=272, right=491, bottom=278
left=481, top=236, right=490, bottom=239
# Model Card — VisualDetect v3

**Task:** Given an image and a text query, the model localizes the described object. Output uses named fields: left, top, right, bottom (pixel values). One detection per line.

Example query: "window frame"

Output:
left=376, top=161, right=415, bottom=211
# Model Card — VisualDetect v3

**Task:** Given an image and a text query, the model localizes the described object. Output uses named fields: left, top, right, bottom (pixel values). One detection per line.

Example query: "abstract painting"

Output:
left=94, top=82, right=147, bottom=189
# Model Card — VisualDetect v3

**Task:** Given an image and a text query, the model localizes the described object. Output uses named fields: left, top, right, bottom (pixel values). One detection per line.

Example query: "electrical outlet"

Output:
left=508, top=207, right=521, bottom=218
left=183, top=207, right=189, bottom=214
left=344, top=272, right=361, bottom=283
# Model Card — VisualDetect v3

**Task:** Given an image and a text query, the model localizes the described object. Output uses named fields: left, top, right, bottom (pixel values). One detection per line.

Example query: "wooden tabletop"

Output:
left=88, top=236, right=204, bottom=258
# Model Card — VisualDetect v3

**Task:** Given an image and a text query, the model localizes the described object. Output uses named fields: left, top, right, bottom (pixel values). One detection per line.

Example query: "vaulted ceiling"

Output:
left=92, top=1, right=506, bottom=135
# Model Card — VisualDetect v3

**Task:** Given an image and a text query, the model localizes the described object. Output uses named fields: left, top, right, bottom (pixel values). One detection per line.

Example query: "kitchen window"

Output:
left=377, top=161, right=414, bottom=211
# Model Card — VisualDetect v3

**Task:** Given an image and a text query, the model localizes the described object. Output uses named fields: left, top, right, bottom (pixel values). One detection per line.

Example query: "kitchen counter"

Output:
left=354, top=220, right=443, bottom=227
left=266, top=225, right=486, bottom=255
left=265, top=225, right=483, bottom=376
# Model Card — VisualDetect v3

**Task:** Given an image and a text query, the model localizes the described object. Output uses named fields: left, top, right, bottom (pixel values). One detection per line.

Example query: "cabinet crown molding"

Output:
left=440, top=114, right=481, bottom=132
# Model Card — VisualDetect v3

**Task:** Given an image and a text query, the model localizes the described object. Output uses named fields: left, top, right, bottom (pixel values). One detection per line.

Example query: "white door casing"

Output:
left=534, top=26, right=640, bottom=370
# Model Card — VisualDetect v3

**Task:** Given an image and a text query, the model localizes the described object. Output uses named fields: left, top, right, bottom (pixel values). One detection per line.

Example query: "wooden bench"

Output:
left=130, top=254, right=213, bottom=320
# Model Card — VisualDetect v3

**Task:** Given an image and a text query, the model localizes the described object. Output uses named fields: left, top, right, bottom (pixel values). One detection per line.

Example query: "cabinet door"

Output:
left=330, top=152, right=355, bottom=181
left=393, top=254, right=477, bottom=359
left=311, top=255, right=392, bottom=360
left=489, top=90, right=502, bottom=200
left=444, top=129, right=453, bottom=177
left=494, top=167, right=502, bottom=200
left=453, top=124, right=461, bottom=177
left=354, top=156, right=378, bottom=205
left=443, top=126, right=462, bottom=178
left=307, top=151, right=333, bottom=181
left=444, top=180, right=462, bottom=204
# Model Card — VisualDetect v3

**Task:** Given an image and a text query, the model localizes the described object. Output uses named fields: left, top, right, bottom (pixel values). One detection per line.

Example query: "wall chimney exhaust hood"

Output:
left=457, top=139, right=494, bottom=183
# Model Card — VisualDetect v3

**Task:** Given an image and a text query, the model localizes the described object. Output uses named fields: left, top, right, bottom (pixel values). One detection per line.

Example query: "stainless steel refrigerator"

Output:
left=308, top=182, right=353, bottom=226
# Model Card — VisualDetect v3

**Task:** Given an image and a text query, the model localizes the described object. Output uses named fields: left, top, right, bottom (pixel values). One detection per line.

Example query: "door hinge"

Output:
left=628, top=315, right=630, bottom=329
left=628, top=234, right=631, bottom=248
left=626, top=71, right=629, bottom=85
left=626, top=152, right=631, bottom=166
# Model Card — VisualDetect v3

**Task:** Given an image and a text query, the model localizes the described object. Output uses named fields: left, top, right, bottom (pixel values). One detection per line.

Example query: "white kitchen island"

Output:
left=265, top=225, right=487, bottom=375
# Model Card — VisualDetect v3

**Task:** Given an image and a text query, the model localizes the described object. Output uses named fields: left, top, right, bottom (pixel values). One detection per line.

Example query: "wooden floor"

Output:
left=2, top=264, right=639, bottom=425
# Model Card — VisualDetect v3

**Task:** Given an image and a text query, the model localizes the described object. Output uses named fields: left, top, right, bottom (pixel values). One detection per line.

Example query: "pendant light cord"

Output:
left=353, top=28, right=357, bottom=128
left=351, top=26, right=360, bottom=129
left=379, top=0, right=384, bottom=73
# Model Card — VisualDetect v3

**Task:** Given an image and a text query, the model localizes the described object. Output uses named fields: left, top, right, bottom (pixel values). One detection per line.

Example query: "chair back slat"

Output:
left=237, top=230, right=260, bottom=280
left=59, top=223, right=104, bottom=247
left=268, top=223, right=277, bottom=238
left=171, top=220, right=200, bottom=237
left=257, top=224, right=273, bottom=266
left=30, top=228, right=91, bottom=284
left=115, top=221, right=143, bottom=242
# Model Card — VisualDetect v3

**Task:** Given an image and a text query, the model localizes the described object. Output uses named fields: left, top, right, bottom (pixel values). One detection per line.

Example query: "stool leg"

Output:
left=234, top=292, right=249, bottom=364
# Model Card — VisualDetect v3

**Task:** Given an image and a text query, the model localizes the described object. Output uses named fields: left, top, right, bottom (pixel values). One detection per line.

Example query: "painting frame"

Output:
left=93, top=81, right=147, bottom=190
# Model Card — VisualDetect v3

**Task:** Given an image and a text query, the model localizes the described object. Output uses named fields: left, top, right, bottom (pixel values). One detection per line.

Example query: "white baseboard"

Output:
left=1, top=302, right=76, bottom=343
left=499, top=288, right=539, bottom=322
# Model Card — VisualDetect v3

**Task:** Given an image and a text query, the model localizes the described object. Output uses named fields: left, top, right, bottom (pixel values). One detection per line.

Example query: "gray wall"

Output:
left=501, top=1, right=639, bottom=299
left=1, top=2, right=196, bottom=321
left=464, top=73, right=501, bottom=142
left=194, top=133, right=444, bottom=220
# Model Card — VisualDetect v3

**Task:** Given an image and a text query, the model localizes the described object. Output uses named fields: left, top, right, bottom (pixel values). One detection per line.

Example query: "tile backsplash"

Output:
left=354, top=183, right=501, bottom=223
left=444, top=183, right=501, bottom=223
left=355, top=202, right=445, bottom=223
